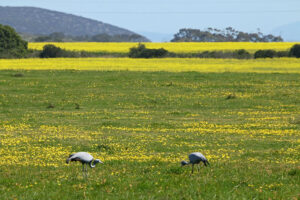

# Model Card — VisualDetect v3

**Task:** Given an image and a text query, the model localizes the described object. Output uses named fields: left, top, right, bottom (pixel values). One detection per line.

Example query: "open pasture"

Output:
left=0, top=64, right=299, bottom=199
left=28, top=42, right=300, bottom=54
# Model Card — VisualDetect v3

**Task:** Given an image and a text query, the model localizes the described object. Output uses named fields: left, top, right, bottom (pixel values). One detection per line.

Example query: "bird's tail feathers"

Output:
left=66, top=154, right=75, bottom=164
left=181, top=160, right=189, bottom=166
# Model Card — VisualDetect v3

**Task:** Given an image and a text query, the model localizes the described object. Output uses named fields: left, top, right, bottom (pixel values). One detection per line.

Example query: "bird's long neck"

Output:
left=89, top=160, right=97, bottom=168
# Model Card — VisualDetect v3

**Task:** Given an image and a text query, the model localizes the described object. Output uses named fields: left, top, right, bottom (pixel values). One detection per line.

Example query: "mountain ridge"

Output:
left=272, top=21, right=300, bottom=42
left=0, top=6, right=149, bottom=42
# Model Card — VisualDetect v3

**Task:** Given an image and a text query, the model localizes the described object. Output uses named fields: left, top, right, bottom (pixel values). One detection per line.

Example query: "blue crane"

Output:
left=181, top=152, right=210, bottom=174
left=66, top=152, right=103, bottom=178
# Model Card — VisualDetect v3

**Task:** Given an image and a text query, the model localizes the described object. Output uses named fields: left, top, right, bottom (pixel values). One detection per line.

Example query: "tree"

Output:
left=171, top=27, right=283, bottom=42
left=0, top=24, right=28, bottom=58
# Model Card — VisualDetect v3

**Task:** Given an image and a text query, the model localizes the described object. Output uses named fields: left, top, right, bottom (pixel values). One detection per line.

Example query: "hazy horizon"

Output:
left=1, top=0, right=300, bottom=41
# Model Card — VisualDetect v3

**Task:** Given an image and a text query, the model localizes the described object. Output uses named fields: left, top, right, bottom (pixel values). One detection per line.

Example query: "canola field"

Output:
left=1, top=57, right=300, bottom=73
left=0, top=43, right=300, bottom=199
left=28, top=42, right=300, bottom=53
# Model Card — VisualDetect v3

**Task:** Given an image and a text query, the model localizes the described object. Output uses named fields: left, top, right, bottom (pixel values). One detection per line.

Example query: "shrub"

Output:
left=40, top=44, right=62, bottom=58
left=289, top=44, right=300, bottom=58
left=129, top=44, right=168, bottom=58
left=201, top=51, right=219, bottom=58
left=254, top=50, right=276, bottom=59
left=40, top=44, right=76, bottom=58
left=276, top=51, right=289, bottom=58
left=191, top=51, right=223, bottom=58
left=47, top=103, right=55, bottom=109
left=226, top=94, right=236, bottom=100
left=233, top=49, right=251, bottom=59
left=12, top=73, right=24, bottom=77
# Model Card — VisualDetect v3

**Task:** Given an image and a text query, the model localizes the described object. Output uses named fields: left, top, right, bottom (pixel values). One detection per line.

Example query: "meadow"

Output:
left=28, top=42, right=300, bottom=54
left=1, top=43, right=300, bottom=199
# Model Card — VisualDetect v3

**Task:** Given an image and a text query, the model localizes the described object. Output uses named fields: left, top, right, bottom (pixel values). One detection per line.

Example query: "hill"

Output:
left=0, top=6, right=149, bottom=42
left=272, top=21, right=300, bottom=42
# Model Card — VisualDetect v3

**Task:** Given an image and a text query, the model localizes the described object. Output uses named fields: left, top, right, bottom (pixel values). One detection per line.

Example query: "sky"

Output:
left=1, top=0, right=300, bottom=41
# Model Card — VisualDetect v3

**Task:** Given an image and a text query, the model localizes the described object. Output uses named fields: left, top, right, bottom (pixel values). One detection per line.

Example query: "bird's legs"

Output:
left=82, top=164, right=89, bottom=178
left=197, top=164, right=200, bottom=172
left=85, top=164, right=88, bottom=178
left=82, top=164, right=86, bottom=178
left=191, top=164, right=194, bottom=174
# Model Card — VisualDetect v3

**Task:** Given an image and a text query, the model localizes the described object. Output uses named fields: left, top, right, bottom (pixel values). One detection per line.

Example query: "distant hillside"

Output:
left=140, top=32, right=174, bottom=42
left=0, top=6, right=149, bottom=42
left=272, top=21, right=300, bottom=42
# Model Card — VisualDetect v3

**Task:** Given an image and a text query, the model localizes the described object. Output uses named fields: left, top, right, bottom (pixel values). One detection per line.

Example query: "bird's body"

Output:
left=67, top=152, right=94, bottom=164
left=188, top=152, right=209, bottom=166
left=66, top=152, right=103, bottom=178
left=181, top=152, right=209, bottom=174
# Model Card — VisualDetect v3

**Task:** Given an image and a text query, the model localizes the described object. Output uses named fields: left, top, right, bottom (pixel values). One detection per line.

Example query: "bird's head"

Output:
left=90, top=159, right=103, bottom=168
left=181, top=161, right=188, bottom=166
left=94, top=159, right=103, bottom=165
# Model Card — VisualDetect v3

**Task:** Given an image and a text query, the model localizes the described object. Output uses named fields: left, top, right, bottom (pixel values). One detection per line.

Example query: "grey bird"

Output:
left=181, top=152, right=210, bottom=174
left=66, top=152, right=103, bottom=178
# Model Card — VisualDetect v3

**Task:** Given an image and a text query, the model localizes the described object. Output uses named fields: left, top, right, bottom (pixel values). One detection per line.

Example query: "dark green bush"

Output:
left=129, top=44, right=168, bottom=58
left=40, top=44, right=77, bottom=58
left=40, top=44, right=61, bottom=58
left=201, top=51, right=219, bottom=58
left=276, top=51, right=289, bottom=58
left=169, top=49, right=250, bottom=59
left=289, top=44, right=300, bottom=58
left=254, top=50, right=276, bottom=59
left=233, top=49, right=251, bottom=59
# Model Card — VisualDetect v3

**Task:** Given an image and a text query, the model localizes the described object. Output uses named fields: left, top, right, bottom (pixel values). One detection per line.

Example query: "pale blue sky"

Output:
left=1, top=0, right=300, bottom=41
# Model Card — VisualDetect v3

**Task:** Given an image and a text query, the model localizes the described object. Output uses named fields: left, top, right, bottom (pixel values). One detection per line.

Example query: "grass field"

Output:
left=28, top=42, right=300, bottom=54
left=0, top=68, right=299, bottom=199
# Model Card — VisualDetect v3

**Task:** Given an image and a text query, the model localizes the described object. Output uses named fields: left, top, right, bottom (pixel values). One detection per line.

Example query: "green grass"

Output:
left=0, top=70, right=299, bottom=199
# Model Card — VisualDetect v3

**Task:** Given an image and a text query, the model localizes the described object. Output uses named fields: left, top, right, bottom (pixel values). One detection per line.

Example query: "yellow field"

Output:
left=1, top=57, right=300, bottom=73
left=0, top=58, right=300, bottom=73
left=28, top=42, right=300, bottom=53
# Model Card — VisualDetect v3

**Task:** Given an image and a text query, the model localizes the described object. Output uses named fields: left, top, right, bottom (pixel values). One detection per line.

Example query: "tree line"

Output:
left=171, top=27, right=283, bottom=42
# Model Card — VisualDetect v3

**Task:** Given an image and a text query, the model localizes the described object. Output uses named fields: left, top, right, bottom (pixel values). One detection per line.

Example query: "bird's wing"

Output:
left=75, top=152, right=94, bottom=162
left=66, top=152, right=94, bottom=163
left=190, top=152, right=207, bottom=162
